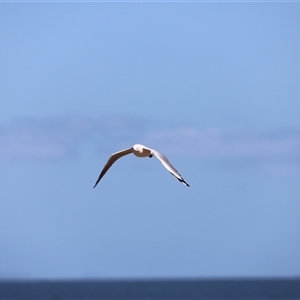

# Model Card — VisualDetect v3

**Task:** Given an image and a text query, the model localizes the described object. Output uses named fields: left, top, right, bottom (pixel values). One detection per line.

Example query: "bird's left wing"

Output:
left=93, top=147, right=133, bottom=188
left=152, top=149, right=190, bottom=187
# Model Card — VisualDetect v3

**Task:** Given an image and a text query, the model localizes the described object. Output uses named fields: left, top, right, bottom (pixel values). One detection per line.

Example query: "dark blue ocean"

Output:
left=1, top=278, right=300, bottom=299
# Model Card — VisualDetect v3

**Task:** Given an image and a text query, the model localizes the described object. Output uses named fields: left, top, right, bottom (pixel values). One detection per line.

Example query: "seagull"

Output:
left=93, top=144, right=190, bottom=188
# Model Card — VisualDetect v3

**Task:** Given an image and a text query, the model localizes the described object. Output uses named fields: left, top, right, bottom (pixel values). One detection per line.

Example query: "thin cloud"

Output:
left=0, top=117, right=91, bottom=164
left=1, top=116, right=299, bottom=174
left=144, top=128, right=300, bottom=175
left=0, top=116, right=145, bottom=164
left=144, top=128, right=300, bottom=158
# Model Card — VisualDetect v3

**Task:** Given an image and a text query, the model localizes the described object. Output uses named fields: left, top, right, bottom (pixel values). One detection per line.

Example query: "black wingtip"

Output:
left=93, top=181, right=99, bottom=188
left=170, top=172, right=190, bottom=187
left=182, top=180, right=190, bottom=187
left=177, top=175, right=190, bottom=187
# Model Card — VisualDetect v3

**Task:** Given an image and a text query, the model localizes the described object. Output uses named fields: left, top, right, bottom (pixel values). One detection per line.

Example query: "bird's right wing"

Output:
left=93, top=147, right=133, bottom=188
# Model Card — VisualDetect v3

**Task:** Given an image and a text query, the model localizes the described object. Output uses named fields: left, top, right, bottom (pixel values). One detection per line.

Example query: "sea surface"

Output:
left=1, top=278, right=300, bottom=299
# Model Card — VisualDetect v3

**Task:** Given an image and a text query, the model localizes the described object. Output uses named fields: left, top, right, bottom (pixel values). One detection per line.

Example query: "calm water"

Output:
left=1, top=278, right=300, bottom=299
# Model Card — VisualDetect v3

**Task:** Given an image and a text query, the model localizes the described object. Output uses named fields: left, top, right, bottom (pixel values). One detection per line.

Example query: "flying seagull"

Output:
left=93, top=144, right=190, bottom=188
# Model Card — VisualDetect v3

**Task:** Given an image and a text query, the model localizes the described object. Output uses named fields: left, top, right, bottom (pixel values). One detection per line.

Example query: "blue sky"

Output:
left=1, top=3, right=300, bottom=279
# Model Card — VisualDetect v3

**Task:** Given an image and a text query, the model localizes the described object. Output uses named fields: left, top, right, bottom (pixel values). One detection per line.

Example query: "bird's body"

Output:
left=93, top=144, right=189, bottom=188
left=132, top=144, right=152, bottom=157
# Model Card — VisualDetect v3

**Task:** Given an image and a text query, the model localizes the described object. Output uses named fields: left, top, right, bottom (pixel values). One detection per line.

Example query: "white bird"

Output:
left=93, top=144, right=190, bottom=188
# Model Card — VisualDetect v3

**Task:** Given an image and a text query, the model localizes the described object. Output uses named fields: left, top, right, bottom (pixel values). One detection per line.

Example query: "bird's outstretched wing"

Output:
left=93, top=147, right=133, bottom=188
left=152, top=149, right=190, bottom=187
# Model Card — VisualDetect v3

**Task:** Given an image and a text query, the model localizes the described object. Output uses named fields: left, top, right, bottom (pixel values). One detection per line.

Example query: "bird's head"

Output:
left=133, top=144, right=143, bottom=153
